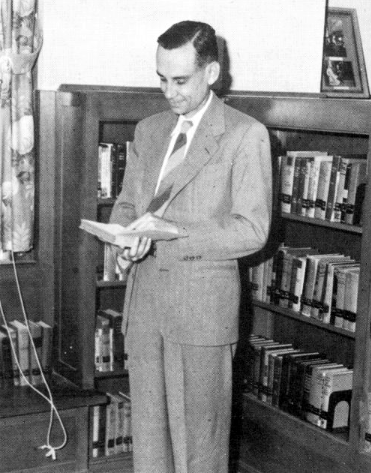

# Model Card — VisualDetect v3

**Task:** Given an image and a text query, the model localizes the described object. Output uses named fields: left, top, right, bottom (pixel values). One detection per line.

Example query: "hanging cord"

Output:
left=0, top=251, right=68, bottom=460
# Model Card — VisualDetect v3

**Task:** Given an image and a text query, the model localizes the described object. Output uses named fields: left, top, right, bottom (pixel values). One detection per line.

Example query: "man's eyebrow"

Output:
left=156, top=71, right=190, bottom=81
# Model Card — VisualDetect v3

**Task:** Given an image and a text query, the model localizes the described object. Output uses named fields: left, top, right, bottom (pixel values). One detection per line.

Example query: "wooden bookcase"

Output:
left=225, top=93, right=371, bottom=473
left=36, top=86, right=371, bottom=473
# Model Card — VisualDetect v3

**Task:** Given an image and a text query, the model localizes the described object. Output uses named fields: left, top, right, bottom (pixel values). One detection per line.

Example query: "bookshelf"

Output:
left=226, top=92, right=371, bottom=473
left=36, top=86, right=371, bottom=473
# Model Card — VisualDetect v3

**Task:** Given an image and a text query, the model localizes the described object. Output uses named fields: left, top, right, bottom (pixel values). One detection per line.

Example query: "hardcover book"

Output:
left=80, top=219, right=184, bottom=246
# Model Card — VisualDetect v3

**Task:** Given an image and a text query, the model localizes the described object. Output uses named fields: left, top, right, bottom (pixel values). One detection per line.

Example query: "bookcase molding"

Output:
left=34, top=85, right=371, bottom=473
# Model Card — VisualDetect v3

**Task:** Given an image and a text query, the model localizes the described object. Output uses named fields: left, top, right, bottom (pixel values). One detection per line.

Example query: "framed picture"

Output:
left=321, top=7, right=369, bottom=98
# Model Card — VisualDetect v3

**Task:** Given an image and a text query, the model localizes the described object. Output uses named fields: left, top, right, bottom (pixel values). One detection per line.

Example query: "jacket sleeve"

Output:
left=159, top=121, right=273, bottom=262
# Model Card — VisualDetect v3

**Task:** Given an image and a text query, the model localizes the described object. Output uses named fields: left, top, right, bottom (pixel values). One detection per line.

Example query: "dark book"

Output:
left=114, top=142, right=129, bottom=197
left=258, top=344, right=293, bottom=402
left=0, top=329, right=13, bottom=387
left=287, top=356, right=328, bottom=417
left=279, top=351, right=321, bottom=411
left=98, top=309, right=125, bottom=369
left=325, top=155, right=342, bottom=221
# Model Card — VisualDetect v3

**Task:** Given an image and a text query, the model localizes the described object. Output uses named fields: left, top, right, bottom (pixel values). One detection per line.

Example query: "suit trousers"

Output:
left=126, top=263, right=234, bottom=473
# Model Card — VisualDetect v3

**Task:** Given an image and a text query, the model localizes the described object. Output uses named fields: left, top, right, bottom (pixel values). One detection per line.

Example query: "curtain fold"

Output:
left=0, top=0, right=42, bottom=254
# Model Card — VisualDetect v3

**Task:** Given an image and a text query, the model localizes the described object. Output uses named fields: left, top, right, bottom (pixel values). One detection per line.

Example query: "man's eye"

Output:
left=176, top=79, right=186, bottom=85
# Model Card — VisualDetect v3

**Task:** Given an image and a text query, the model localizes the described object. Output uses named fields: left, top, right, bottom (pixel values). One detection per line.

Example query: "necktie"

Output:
left=147, top=120, right=192, bottom=216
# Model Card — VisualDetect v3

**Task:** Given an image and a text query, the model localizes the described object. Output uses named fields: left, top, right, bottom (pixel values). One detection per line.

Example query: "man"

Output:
left=110, top=20, right=272, bottom=473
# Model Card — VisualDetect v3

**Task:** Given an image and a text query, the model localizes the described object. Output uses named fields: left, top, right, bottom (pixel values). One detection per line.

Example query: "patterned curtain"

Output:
left=0, top=0, right=42, bottom=254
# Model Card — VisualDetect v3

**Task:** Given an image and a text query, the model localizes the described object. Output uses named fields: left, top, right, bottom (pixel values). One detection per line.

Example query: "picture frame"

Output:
left=321, top=7, right=369, bottom=98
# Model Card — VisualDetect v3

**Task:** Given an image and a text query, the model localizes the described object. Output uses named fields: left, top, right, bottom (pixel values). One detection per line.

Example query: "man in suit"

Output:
left=110, top=20, right=272, bottom=473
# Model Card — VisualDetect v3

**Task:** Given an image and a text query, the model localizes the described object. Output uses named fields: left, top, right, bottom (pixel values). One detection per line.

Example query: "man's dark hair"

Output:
left=157, top=21, right=218, bottom=68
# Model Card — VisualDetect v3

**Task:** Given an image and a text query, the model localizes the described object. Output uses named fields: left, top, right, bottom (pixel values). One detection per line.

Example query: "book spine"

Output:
left=279, top=156, right=296, bottom=214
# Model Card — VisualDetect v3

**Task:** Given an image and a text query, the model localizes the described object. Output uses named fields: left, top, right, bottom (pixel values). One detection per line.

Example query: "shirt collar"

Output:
left=172, top=90, right=214, bottom=136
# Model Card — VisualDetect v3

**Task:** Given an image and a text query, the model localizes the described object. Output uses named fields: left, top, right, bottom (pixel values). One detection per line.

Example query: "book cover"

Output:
left=91, top=404, right=106, bottom=458
left=250, top=262, right=265, bottom=302
left=1, top=325, right=20, bottom=386
left=319, top=369, right=353, bottom=431
left=293, top=357, right=330, bottom=418
left=325, top=155, right=342, bottom=221
left=243, top=336, right=270, bottom=393
left=0, top=329, right=13, bottom=387
left=279, top=351, right=321, bottom=411
left=296, top=157, right=313, bottom=216
left=104, top=399, right=116, bottom=456
left=107, top=393, right=124, bottom=454
left=290, top=156, right=302, bottom=214
left=95, top=315, right=111, bottom=372
left=98, top=142, right=115, bottom=199
left=114, top=142, right=129, bottom=198
left=321, top=260, right=357, bottom=324
left=301, top=254, right=340, bottom=317
left=306, top=155, right=332, bottom=218
left=252, top=340, right=280, bottom=396
left=258, top=344, right=293, bottom=402
left=314, top=158, right=333, bottom=220
left=9, top=320, right=30, bottom=386
left=118, top=391, right=132, bottom=452
left=305, top=364, right=346, bottom=426
left=28, top=320, right=43, bottom=386
left=98, top=309, right=125, bottom=369
left=37, top=321, right=53, bottom=378
left=332, top=266, right=360, bottom=328
left=80, top=219, right=185, bottom=246
left=344, top=161, right=367, bottom=225
left=343, top=268, right=360, bottom=332
left=279, top=155, right=296, bottom=214
left=288, top=255, right=310, bottom=312
left=265, top=347, right=296, bottom=405
left=285, top=354, right=326, bottom=416
left=310, top=255, right=350, bottom=321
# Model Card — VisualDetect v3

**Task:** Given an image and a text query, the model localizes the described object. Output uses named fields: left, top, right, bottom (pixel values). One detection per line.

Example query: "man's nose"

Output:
left=163, top=82, right=177, bottom=99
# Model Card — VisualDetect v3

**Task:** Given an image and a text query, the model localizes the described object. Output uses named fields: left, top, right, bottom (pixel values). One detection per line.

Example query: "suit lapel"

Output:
left=142, top=114, right=176, bottom=210
left=169, top=94, right=225, bottom=202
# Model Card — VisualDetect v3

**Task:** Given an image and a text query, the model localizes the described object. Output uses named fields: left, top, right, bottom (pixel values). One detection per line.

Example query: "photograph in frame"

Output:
left=321, top=7, right=369, bottom=98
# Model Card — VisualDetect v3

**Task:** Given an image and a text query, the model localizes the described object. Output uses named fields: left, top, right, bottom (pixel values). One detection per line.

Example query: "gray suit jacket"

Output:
left=110, top=94, right=272, bottom=345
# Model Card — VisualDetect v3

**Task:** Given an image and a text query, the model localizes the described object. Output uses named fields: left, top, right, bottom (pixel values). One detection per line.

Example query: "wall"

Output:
left=36, top=0, right=370, bottom=94
left=37, top=0, right=327, bottom=93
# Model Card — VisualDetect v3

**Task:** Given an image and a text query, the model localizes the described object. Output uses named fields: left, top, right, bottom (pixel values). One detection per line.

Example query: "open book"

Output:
left=79, top=219, right=183, bottom=246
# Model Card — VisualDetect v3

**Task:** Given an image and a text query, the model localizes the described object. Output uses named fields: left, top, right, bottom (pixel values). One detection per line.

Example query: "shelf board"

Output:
left=281, top=212, right=362, bottom=234
left=89, top=451, right=133, bottom=472
left=243, top=392, right=349, bottom=445
left=95, top=369, right=129, bottom=379
left=97, top=280, right=127, bottom=288
left=0, top=373, right=107, bottom=418
left=98, top=198, right=116, bottom=206
left=242, top=393, right=352, bottom=470
left=254, top=301, right=356, bottom=339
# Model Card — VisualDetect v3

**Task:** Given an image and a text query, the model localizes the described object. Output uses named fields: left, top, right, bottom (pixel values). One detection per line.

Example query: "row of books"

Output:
left=95, top=309, right=128, bottom=372
left=250, top=245, right=359, bottom=332
left=92, top=391, right=132, bottom=457
left=98, top=141, right=130, bottom=200
left=244, top=335, right=353, bottom=432
left=0, top=319, right=52, bottom=388
left=278, top=151, right=367, bottom=225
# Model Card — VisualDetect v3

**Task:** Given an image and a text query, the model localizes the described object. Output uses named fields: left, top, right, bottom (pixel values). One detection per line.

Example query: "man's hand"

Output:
left=116, top=236, right=152, bottom=262
left=126, top=212, right=179, bottom=235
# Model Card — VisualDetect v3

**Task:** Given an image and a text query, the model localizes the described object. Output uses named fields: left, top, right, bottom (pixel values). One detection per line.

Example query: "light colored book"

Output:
left=319, top=368, right=353, bottom=431
left=314, top=157, right=333, bottom=220
left=9, top=320, right=30, bottom=386
left=80, top=219, right=184, bottom=246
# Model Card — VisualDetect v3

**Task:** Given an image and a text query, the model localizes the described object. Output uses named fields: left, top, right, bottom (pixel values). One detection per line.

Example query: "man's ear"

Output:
left=207, top=61, right=221, bottom=86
